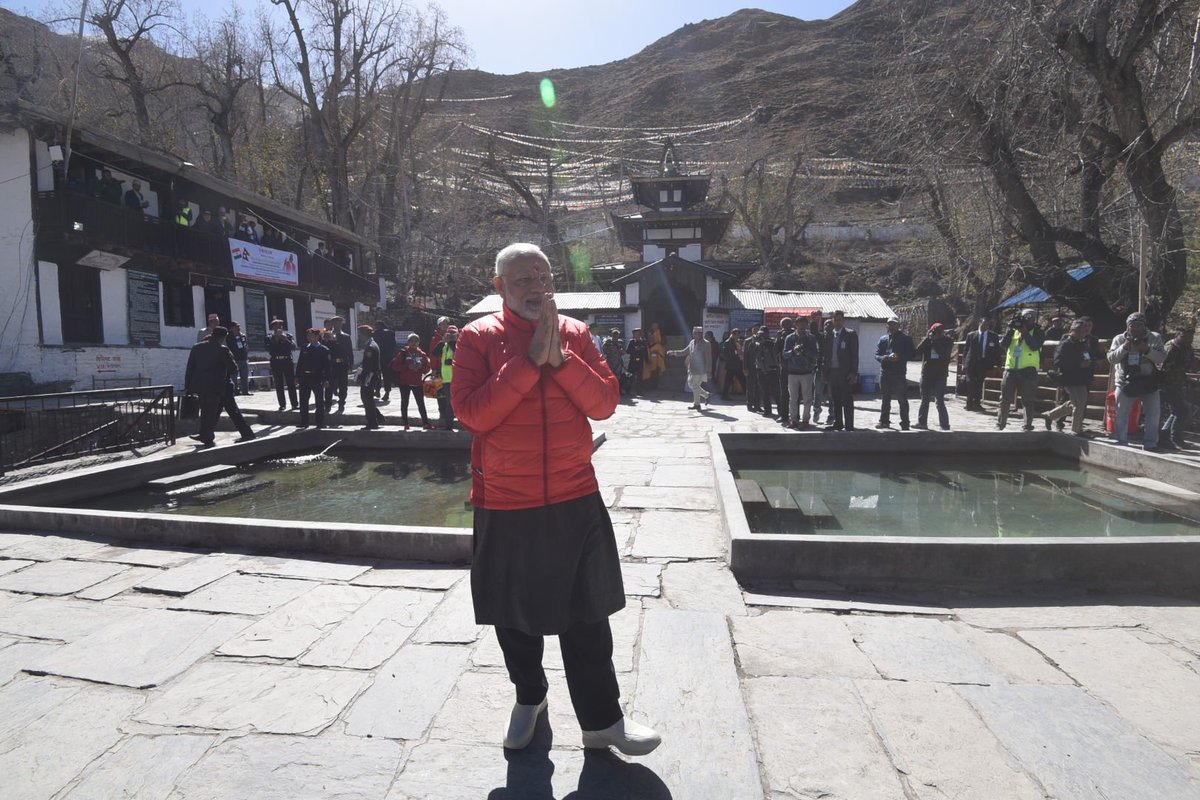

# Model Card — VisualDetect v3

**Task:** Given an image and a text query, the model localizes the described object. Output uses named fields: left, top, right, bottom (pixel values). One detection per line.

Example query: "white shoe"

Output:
left=581, top=716, right=661, bottom=756
left=503, top=698, right=546, bottom=750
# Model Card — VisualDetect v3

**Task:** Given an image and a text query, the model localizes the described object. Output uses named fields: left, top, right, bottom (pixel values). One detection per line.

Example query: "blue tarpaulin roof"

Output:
left=993, top=265, right=1094, bottom=310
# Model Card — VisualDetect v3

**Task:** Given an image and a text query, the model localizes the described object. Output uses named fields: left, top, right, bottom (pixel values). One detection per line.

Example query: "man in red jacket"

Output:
left=453, top=242, right=661, bottom=757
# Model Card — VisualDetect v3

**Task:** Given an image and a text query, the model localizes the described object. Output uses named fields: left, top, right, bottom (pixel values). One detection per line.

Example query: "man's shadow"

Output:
left=486, top=716, right=672, bottom=799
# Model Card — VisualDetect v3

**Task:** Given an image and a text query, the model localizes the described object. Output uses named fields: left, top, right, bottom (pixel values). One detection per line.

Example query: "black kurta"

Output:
left=471, top=492, right=624, bottom=636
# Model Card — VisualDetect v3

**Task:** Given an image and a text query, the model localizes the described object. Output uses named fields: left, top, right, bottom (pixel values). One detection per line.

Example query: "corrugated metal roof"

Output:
left=723, top=290, right=896, bottom=320
left=466, top=292, right=623, bottom=316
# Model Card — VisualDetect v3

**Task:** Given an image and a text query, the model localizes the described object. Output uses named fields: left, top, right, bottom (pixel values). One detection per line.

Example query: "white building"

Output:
left=0, top=103, right=381, bottom=392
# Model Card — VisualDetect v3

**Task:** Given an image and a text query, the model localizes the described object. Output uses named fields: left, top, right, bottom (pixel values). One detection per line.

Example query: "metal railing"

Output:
left=0, top=385, right=176, bottom=476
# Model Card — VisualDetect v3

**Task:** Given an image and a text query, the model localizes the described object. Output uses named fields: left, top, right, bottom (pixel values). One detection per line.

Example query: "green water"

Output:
left=82, top=449, right=474, bottom=528
left=733, top=452, right=1200, bottom=538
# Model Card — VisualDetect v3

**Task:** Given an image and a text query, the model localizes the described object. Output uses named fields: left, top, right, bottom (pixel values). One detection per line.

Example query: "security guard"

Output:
left=324, top=316, right=355, bottom=415
left=266, top=320, right=299, bottom=411
left=357, top=324, right=386, bottom=429
left=296, top=328, right=331, bottom=428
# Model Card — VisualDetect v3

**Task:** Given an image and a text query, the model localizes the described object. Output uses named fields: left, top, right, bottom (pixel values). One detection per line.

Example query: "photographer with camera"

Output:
left=1107, top=312, right=1167, bottom=450
left=996, top=308, right=1046, bottom=431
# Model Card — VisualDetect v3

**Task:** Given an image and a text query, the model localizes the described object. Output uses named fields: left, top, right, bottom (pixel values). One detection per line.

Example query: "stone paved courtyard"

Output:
left=0, top=382, right=1198, bottom=799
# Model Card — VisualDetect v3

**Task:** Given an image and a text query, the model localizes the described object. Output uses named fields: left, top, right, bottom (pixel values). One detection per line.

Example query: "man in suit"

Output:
left=961, top=318, right=1000, bottom=411
left=123, top=180, right=149, bottom=213
left=184, top=326, right=255, bottom=447
left=821, top=310, right=859, bottom=431
left=324, top=316, right=355, bottom=415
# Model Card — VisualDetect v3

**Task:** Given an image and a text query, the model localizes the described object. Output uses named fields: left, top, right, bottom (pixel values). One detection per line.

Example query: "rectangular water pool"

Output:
left=76, top=448, right=474, bottom=529
left=732, top=451, right=1200, bottom=538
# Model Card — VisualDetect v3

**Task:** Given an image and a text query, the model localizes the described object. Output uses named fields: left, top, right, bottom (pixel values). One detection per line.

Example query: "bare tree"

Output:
left=266, top=0, right=418, bottom=231
left=883, top=0, right=1200, bottom=332
left=181, top=10, right=264, bottom=180
left=85, top=0, right=180, bottom=143
left=719, top=148, right=818, bottom=276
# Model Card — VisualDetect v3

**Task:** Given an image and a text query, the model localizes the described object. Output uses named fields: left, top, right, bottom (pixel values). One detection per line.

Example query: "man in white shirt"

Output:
left=667, top=326, right=713, bottom=411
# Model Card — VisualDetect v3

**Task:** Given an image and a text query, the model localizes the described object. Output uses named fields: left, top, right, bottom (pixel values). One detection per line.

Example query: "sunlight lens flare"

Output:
left=539, top=78, right=556, bottom=108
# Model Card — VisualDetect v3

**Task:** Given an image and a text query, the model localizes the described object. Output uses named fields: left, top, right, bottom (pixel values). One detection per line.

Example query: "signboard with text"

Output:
left=126, top=269, right=160, bottom=347
left=763, top=307, right=820, bottom=331
left=229, top=239, right=299, bottom=286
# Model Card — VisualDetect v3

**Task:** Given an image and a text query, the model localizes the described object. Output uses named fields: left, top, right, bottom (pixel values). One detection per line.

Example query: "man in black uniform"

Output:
left=774, top=317, right=795, bottom=424
left=373, top=320, right=396, bottom=403
left=266, top=320, right=299, bottom=411
left=743, top=324, right=761, bottom=412
left=357, top=324, right=386, bottom=429
left=296, top=328, right=331, bottom=428
left=755, top=327, right=780, bottom=418
left=184, top=326, right=256, bottom=447
left=625, top=328, right=649, bottom=397
left=324, top=316, right=354, bottom=415
left=227, top=321, right=250, bottom=395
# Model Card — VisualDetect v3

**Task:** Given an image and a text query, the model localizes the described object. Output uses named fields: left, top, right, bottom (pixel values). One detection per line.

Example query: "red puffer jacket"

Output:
left=390, top=345, right=429, bottom=386
left=452, top=305, right=619, bottom=510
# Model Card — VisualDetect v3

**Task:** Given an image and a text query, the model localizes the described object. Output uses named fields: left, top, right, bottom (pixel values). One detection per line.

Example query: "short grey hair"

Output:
left=495, top=243, right=550, bottom=276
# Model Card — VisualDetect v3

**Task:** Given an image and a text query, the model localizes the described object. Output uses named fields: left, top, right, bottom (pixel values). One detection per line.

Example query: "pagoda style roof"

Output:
left=609, top=253, right=734, bottom=287
left=592, top=257, right=758, bottom=289
left=611, top=209, right=734, bottom=250
left=628, top=175, right=712, bottom=209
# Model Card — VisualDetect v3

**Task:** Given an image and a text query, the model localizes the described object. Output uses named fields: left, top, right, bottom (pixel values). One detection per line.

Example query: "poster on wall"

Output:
left=591, top=313, right=626, bottom=337
left=228, top=239, right=300, bottom=286
left=126, top=269, right=160, bottom=347
left=729, top=309, right=764, bottom=334
left=702, top=309, right=729, bottom=338
left=763, top=307, right=819, bottom=331
left=243, top=287, right=267, bottom=348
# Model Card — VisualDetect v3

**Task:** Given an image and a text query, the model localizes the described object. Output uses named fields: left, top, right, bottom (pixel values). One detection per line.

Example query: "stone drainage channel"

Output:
left=0, top=428, right=1198, bottom=599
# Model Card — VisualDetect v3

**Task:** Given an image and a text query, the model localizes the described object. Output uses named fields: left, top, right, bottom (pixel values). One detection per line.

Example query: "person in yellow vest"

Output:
left=642, top=322, right=667, bottom=388
left=432, top=325, right=458, bottom=430
left=996, top=308, right=1045, bottom=430
left=174, top=201, right=192, bottom=227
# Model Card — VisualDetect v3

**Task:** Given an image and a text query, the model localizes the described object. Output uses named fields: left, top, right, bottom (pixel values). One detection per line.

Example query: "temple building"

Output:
left=467, top=141, right=895, bottom=380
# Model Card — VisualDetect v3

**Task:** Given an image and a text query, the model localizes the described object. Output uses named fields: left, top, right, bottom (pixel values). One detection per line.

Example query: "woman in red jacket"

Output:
left=451, top=243, right=659, bottom=757
left=389, top=333, right=433, bottom=430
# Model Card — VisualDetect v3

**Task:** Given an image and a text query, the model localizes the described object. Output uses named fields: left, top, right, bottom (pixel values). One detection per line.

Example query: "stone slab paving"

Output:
left=299, top=588, right=442, bottom=669
left=135, top=661, right=368, bottom=734
left=0, top=390, right=1197, bottom=797
left=0, top=558, right=128, bottom=595
left=217, top=584, right=377, bottom=659
left=30, top=607, right=251, bottom=688
left=169, top=734, right=403, bottom=800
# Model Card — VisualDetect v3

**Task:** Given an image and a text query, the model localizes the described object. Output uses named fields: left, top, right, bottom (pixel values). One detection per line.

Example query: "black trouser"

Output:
left=399, top=385, right=430, bottom=426
left=746, top=367, right=760, bottom=410
left=723, top=364, right=745, bottom=398
left=965, top=364, right=987, bottom=407
left=360, top=382, right=385, bottom=427
left=327, top=363, right=349, bottom=411
left=198, top=385, right=254, bottom=444
left=437, top=384, right=455, bottom=429
left=627, top=361, right=643, bottom=395
left=758, top=370, right=779, bottom=416
left=236, top=359, right=250, bottom=394
left=270, top=360, right=298, bottom=408
left=777, top=369, right=790, bottom=420
left=827, top=367, right=855, bottom=429
left=496, top=619, right=622, bottom=732
left=380, top=363, right=394, bottom=396
left=298, top=381, right=326, bottom=427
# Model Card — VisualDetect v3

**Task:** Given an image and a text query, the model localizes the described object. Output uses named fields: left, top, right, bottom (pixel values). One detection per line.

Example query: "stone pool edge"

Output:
left=713, top=430, right=1200, bottom=600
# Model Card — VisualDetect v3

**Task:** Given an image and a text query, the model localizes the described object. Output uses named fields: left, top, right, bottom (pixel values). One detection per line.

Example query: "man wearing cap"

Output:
left=821, top=310, right=859, bottom=431
left=961, top=318, right=1000, bottom=411
left=266, top=320, right=299, bottom=411
left=296, top=328, right=331, bottom=428
left=197, top=313, right=221, bottom=344
left=453, top=242, right=659, bottom=757
left=357, top=325, right=386, bottom=429
left=432, top=325, right=459, bottom=430
left=227, top=321, right=251, bottom=395
left=997, top=308, right=1045, bottom=430
left=324, top=316, right=354, bottom=416
left=875, top=317, right=915, bottom=430
left=1108, top=312, right=1167, bottom=450
left=915, top=323, right=953, bottom=430
left=184, top=326, right=256, bottom=447
left=667, top=326, right=713, bottom=411
left=429, top=316, right=451, bottom=363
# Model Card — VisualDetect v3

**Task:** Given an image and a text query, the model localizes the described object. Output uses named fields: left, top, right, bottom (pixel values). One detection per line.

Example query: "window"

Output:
left=58, top=264, right=103, bottom=344
left=162, top=281, right=194, bottom=327
left=266, top=294, right=288, bottom=329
